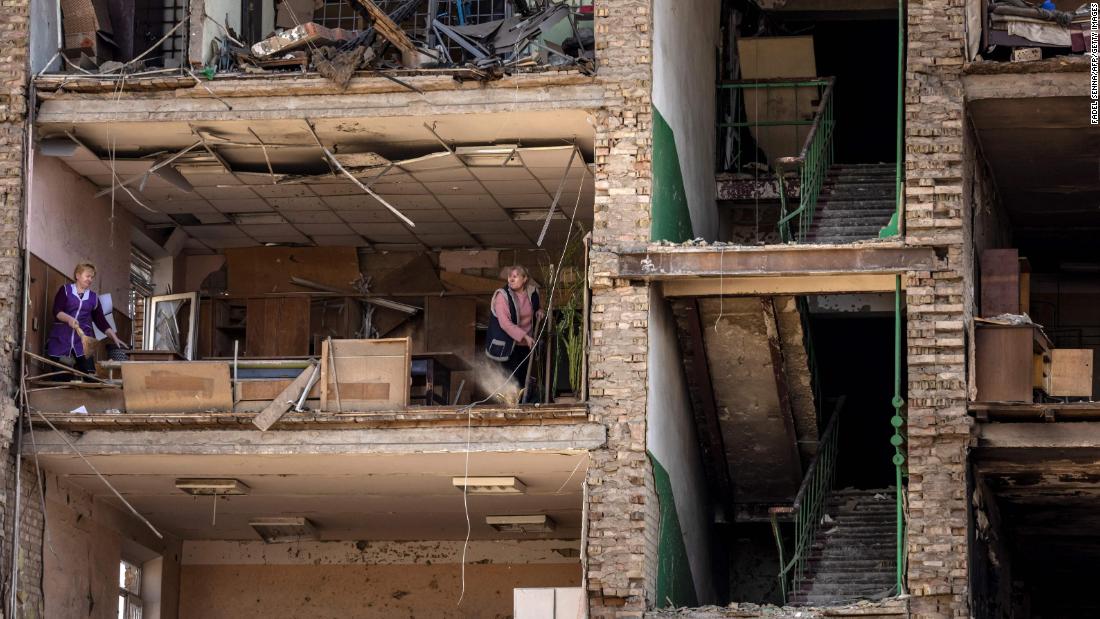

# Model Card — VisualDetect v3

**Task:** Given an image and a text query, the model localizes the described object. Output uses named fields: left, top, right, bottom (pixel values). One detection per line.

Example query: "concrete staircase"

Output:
left=805, top=164, right=897, bottom=244
left=790, top=488, right=898, bottom=606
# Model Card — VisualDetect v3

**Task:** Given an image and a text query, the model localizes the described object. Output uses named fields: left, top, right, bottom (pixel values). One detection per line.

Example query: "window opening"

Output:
left=118, top=560, right=142, bottom=619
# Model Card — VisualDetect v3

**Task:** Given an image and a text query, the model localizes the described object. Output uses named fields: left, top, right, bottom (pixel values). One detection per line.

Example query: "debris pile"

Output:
left=51, top=0, right=595, bottom=86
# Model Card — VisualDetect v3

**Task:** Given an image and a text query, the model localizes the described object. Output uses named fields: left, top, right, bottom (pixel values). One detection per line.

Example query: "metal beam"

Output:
left=619, top=245, right=936, bottom=280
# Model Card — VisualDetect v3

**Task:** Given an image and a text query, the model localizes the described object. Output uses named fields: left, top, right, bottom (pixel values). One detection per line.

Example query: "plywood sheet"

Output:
left=121, top=362, right=233, bottom=413
left=1050, top=349, right=1093, bottom=397
left=225, top=247, right=360, bottom=296
left=236, top=379, right=321, bottom=401
left=424, top=297, right=476, bottom=360
left=320, top=338, right=410, bottom=411
left=737, top=36, right=817, bottom=163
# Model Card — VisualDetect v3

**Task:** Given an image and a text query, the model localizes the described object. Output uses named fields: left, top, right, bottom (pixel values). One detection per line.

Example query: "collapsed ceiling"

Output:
left=37, top=111, right=596, bottom=251
left=37, top=450, right=588, bottom=542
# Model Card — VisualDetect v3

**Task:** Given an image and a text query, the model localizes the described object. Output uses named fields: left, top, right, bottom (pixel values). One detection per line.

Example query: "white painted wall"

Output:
left=28, top=153, right=138, bottom=312
left=652, top=0, right=721, bottom=241
left=646, top=287, right=716, bottom=604
left=200, top=0, right=243, bottom=65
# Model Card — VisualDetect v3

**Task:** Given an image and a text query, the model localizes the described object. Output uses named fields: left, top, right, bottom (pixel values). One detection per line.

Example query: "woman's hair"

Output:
left=73, top=262, right=96, bottom=280
left=501, top=265, right=538, bottom=290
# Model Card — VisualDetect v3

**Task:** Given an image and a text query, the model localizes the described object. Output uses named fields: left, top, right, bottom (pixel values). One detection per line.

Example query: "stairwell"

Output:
left=790, top=488, right=898, bottom=606
left=806, top=163, right=897, bottom=244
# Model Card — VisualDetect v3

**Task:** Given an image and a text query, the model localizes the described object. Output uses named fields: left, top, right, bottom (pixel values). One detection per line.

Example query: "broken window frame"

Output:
left=144, top=292, right=200, bottom=360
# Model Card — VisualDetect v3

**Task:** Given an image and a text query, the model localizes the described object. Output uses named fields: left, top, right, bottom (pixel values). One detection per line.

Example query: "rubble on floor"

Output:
left=645, top=598, right=909, bottom=618
left=46, top=0, right=595, bottom=87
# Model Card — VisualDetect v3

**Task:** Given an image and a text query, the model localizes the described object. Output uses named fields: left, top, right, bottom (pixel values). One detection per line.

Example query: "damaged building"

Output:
left=0, top=0, right=1094, bottom=617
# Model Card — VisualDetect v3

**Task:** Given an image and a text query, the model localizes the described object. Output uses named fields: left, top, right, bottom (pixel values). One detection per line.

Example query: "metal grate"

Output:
left=413, top=0, right=509, bottom=48
left=133, top=0, right=188, bottom=66
left=312, top=0, right=366, bottom=30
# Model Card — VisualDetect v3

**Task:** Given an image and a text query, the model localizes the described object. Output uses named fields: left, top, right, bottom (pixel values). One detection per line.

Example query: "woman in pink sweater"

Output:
left=486, top=265, right=544, bottom=402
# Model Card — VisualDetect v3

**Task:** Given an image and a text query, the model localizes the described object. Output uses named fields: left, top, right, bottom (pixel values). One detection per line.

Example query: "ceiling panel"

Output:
left=312, top=235, right=368, bottom=247
left=332, top=209, right=398, bottom=224
left=250, top=184, right=318, bottom=198
left=240, top=229, right=311, bottom=245
left=282, top=210, right=343, bottom=224
left=210, top=199, right=273, bottom=213
left=469, top=167, right=535, bottom=182
left=269, top=197, right=329, bottom=211
left=153, top=199, right=216, bottom=213
left=183, top=224, right=249, bottom=239
left=404, top=167, right=474, bottom=183
left=180, top=172, right=240, bottom=187
left=296, top=223, right=354, bottom=236
left=463, top=220, right=522, bottom=234
left=350, top=222, right=415, bottom=238
left=481, top=179, right=549, bottom=195
left=195, top=185, right=258, bottom=200
left=201, top=238, right=257, bottom=249
left=420, top=181, right=484, bottom=195
left=414, top=234, right=477, bottom=247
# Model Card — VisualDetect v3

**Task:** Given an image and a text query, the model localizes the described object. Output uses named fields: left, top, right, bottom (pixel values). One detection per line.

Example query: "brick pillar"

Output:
left=586, top=1, right=655, bottom=615
left=904, top=0, right=971, bottom=616
left=0, top=0, right=32, bottom=615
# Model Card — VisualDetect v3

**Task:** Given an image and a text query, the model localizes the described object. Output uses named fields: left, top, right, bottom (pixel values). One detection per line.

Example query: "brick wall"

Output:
left=904, top=0, right=971, bottom=617
left=0, top=0, right=32, bottom=614
left=586, top=0, right=656, bottom=616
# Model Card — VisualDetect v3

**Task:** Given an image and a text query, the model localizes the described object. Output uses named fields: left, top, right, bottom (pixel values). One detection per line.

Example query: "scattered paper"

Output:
left=70, top=405, right=89, bottom=415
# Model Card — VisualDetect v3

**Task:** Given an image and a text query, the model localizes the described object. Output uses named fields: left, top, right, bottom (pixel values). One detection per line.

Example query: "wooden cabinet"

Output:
left=975, top=323, right=1050, bottom=402
left=246, top=297, right=310, bottom=357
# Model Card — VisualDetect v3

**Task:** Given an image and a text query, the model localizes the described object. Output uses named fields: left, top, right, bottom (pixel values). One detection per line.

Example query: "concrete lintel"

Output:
left=618, top=244, right=935, bottom=280
left=976, top=422, right=1100, bottom=450
left=963, top=71, right=1090, bottom=102
left=22, top=423, right=607, bottom=457
left=660, top=274, right=900, bottom=297
left=35, top=83, right=613, bottom=125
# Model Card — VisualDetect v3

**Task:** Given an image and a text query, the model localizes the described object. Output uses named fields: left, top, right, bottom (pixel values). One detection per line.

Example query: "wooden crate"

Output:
left=320, top=338, right=410, bottom=411
left=121, top=361, right=233, bottom=413
left=1049, top=349, right=1094, bottom=397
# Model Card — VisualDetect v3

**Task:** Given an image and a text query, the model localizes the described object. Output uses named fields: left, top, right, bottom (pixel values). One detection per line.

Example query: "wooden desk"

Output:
left=975, top=322, right=1051, bottom=402
left=410, top=352, right=471, bottom=406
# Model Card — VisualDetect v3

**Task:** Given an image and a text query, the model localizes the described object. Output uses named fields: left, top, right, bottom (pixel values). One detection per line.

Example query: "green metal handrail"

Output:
left=890, top=275, right=907, bottom=593
left=769, top=395, right=846, bottom=603
left=774, top=78, right=836, bottom=243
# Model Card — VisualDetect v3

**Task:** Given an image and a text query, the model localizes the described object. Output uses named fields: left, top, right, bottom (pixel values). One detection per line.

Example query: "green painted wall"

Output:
left=651, top=106, right=694, bottom=243
left=651, top=453, right=698, bottom=608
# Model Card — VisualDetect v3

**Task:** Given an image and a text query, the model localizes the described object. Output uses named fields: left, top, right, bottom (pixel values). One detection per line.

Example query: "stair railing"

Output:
left=774, top=77, right=836, bottom=243
left=769, top=395, right=846, bottom=603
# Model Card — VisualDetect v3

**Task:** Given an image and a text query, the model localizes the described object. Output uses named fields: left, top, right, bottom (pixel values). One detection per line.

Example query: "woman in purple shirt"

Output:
left=46, top=262, right=128, bottom=377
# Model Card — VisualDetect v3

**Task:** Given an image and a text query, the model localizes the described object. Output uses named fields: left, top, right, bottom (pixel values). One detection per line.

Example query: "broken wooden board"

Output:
left=225, top=246, right=360, bottom=296
left=320, top=338, right=410, bottom=412
left=121, top=362, right=233, bottom=413
left=252, top=363, right=319, bottom=431
left=352, top=0, right=417, bottom=55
